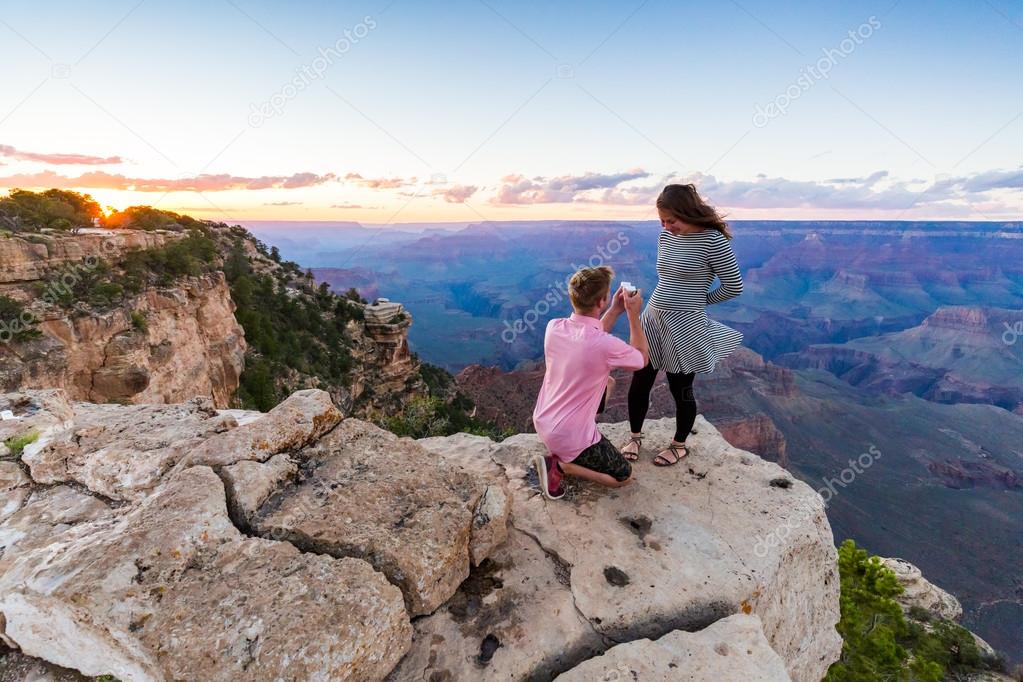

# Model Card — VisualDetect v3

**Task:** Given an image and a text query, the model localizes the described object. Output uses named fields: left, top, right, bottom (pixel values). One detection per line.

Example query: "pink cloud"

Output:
left=493, top=170, right=651, bottom=204
left=344, top=172, right=416, bottom=189
left=0, top=144, right=123, bottom=165
left=490, top=167, right=1023, bottom=212
left=433, top=184, right=478, bottom=203
left=0, top=170, right=337, bottom=191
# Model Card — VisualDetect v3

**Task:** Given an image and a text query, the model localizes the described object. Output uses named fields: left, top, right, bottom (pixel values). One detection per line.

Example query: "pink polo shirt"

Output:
left=532, top=312, right=646, bottom=462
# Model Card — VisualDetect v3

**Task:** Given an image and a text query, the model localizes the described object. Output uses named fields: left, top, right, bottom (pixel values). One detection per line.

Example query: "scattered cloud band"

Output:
left=0, top=170, right=337, bottom=192
left=0, top=144, right=123, bottom=165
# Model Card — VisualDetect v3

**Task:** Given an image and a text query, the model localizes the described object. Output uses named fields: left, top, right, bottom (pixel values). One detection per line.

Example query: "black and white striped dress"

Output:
left=642, top=229, right=744, bottom=374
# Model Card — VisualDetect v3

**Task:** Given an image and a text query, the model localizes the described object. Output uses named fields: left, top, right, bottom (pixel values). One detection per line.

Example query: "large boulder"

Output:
left=0, top=462, right=32, bottom=524
left=219, top=452, right=298, bottom=527
left=393, top=416, right=841, bottom=682
left=415, top=431, right=511, bottom=566
left=20, top=389, right=340, bottom=501
left=0, top=466, right=411, bottom=681
left=20, top=398, right=230, bottom=499
left=881, top=556, right=963, bottom=621
left=181, top=388, right=342, bottom=469
left=238, top=419, right=509, bottom=616
left=553, top=614, right=792, bottom=681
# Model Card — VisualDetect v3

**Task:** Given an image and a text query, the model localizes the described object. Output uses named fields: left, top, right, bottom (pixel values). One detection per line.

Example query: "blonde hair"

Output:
left=569, top=265, right=614, bottom=311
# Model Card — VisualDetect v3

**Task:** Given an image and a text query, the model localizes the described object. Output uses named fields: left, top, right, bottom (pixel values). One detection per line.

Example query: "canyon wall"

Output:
left=1, top=230, right=245, bottom=408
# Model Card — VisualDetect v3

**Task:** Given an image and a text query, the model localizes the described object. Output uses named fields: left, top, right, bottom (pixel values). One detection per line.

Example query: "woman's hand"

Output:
left=623, top=288, right=644, bottom=317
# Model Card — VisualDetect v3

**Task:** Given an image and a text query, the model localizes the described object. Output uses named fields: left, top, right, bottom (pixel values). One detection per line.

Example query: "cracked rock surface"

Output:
left=240, top=419, right=507, bottom=616
left=1, top=389, right=840, bottom=681
left=389, top=416, right=841, bottom=682
left=0, top=465, right=411, bottom=681
left=19, top=388, right=339, bottom=502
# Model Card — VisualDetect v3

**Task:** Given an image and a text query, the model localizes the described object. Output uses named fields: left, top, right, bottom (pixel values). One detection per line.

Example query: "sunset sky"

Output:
left=1, top=0, right=1021, bottom=224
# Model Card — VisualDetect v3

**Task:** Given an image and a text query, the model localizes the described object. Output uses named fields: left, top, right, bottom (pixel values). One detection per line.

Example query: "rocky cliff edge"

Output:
left=0, top=388, right=841, bottom=681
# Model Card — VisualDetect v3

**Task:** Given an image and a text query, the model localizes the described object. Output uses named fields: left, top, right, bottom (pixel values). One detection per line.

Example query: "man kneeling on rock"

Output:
left=531, top=265, right=649, bottom=499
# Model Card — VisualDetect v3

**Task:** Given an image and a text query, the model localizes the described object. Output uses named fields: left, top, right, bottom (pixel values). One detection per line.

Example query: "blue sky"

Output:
left=1, top=0, right=1021, bottom=222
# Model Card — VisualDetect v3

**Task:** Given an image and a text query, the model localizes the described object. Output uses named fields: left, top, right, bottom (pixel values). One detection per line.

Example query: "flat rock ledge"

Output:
left=881, top=556, right=963, bottom=621
left=1, top=389, right=840, bottom=681
left=387, top=418, right=841, bottom=682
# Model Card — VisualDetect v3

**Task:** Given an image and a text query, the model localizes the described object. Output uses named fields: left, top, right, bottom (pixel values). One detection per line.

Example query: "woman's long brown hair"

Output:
left=655, top=183, right=732, bottom=240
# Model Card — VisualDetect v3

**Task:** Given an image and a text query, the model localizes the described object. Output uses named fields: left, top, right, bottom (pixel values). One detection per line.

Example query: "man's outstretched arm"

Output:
left=601, top=286, right=625, bottom=333
left=623, top=289, right=649, bottom=366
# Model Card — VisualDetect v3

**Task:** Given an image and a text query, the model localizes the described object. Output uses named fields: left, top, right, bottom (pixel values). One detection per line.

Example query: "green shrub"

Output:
left=0, top=295, right=40, bottom=343
left=344, top=287, right=367, bottom=304
left=104, top=206, right=202, bottom=231
left=235, top=357, right=279, bottom=412
left=4, top=430, right=39, bottom=457
left=375, top=394, right=510, bottom=440
left=227, top=239, right=357, bottom=411
left=89, top=281, right=124, bottom=307
left=121, top=231, right=217, bottom=287
left=378, top=396, right=453, bottom=438
left=0, top=189, right=101, bottom=232
left=825, top=539, right=1006, bottom=681
left=420, top=361, right=453, bottom=396
left=40, top=259, right=115, bottom=308
left=130, top=310, right=148, bottom=332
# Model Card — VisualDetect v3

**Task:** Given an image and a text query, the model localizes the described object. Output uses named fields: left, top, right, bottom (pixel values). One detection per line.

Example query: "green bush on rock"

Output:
left=0, top=188, right=101, bottom=233
left=4, top=430, right=39, bottom=457
left=825, top=539, right=1006, bottom=681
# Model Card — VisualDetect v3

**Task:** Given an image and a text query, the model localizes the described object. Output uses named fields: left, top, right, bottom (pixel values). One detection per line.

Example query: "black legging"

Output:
left=628, top=363, right=696, bottom=443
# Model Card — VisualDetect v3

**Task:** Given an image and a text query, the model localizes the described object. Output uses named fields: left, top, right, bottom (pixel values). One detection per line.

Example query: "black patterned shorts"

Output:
left=572, top=435, right=632, bottom=482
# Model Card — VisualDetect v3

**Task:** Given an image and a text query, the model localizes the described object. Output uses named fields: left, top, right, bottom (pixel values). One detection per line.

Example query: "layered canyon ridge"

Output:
left=0, top=230, right=245, bottom=407
left=0, top=227, right=424, bottom=416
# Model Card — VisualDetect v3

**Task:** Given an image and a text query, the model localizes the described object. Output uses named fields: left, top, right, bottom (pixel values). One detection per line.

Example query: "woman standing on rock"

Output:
left=620, top=184, right=744, bottom=466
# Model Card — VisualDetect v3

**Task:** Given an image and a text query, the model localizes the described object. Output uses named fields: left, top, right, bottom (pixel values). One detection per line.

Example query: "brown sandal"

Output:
left=653, top=442, right=688, bottom=467
left=619, top=434, right=642, bottom=462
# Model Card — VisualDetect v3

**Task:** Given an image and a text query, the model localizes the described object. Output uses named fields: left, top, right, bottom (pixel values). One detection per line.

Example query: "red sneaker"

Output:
left=533, top=454, right=565, bottom=500
left=546, top=455, right=565, bottom=496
